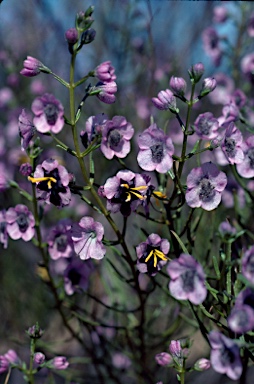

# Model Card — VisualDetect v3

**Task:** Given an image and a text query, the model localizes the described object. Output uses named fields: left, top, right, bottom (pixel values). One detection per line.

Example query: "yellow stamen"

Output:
left=153, top=191, right=167, bottom=199
left=128, top=190, right=146, bottom=200
left=131, top=185, right=148, bottom=192
left=125, top=192, right=131, bottom=202
left=121, top=183, right=130, bottom=189
left=28, top=176, right=57, bottom=189
left=145, top=250, right=154, bottom=263
left=145, top=249, right=167, bottom=268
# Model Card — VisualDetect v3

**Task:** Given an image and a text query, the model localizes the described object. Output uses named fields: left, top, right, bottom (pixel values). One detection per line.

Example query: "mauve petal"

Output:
left=21, top=227, right=35, bottom=241
left=136, top=243, right=147, bottom=259
left=155, top=153, right=173, bottom=173
left=148, top=233, right=161, bottom=246
left=188, top=280, right=207, bottom=304
left=169, top=280, right=188, bottom=301
left=114, top=141, right=130, bottom=158
left=5, top=208, right=17, bottom=223
left=186, top=168, right=204, bottom=188
left=160, top=239, right=170, bottom=254
left=117, top=170, right=136, bottom=183
left=185, top=188, right=202, bottom=208
left=51, top=118, right=64, bottom=134
left=101, top=143, right=115, bottom=159
left=137, top=150, right=156, bottom=171
left=31, top=98, right=44, bottom=115
left=137, top=132, right=157, bottom=149
left=201, top=191, right=221, bottom=211
left=104, top=176, right=120, bottom=198
left=88, top=240, right=106, bottom=259
left=7, top=223, right=21, bottom=239
left=137, top=263, right=148, bottom=273
left=58, top=165, right=70, bottom=186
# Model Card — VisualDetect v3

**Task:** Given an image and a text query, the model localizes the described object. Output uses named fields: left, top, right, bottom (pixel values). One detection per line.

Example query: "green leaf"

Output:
left=170, top=230, right=189, bottom=254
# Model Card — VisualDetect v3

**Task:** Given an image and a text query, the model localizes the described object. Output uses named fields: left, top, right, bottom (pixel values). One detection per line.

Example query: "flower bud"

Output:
left=155, top=352, right=173, bottom=366
left=169, top=76, right=186, bottom=97
left=152, top=89, right=178, bottom=113
left=20, top=163, right=33, bottom=176
left=194, top=358, right=211, bottom=371
left=65, top=28, right=78, bottom=45
left=0, top=356, right=9, bottom=373
left=20, top=56, right=51, bottom=77
left=85, top=5, right=94, bottom=17
left=4, top=350, right=18, bottom=364
left=81, top=28, right=96, bottom=45
left=27, top=323, right=44, bottom=339
left=200, top=77, right=217, bottom=97
left=52, top=356, right=69, bottom=370
left=188, top=62, right=205, bottom=83
left=34, top=352, right=46, bottom=365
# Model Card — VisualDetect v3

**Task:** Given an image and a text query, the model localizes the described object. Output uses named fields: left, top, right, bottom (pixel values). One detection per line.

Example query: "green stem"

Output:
left=180, top=371, right=185, bottom=384
left=28, top=338, right=35, bottom=384
left=226, top=241, right=232, bottom=296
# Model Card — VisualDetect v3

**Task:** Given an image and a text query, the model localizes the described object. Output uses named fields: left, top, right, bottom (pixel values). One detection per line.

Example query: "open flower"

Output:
left=20, top=56, right=50, bottom=77
left=71, top=216, right=106, bottom=260
left=95, top=81, right=117, bottom=104
left=193, top=112, right=219, bottom=140
left=18, top=109, right=36, bottom=150
left=136, top=233, right=169, bottom=276
left=95, top=61, right=116, bottom=83
left=152, top=89, right=177, bottom=112
left=48, top=220, right=74, bottom=260
left=100, top=170, right=148, bottom=217
left=221, top=123, right=244, bottom=164
left=28, top=158, right=71, bottom=207
left=236, top=136, right=254, bottom=178
left=167, top=253, right=207, bottom=305
left=31, top=93, right=64, bottom=134
left=209, top=331, right=242, bottom=380
left=137, top=123, right=174, bottom=173
left=228, top=289, right=254, bottom=334
left=64, top=256, right=94, bottom=295
left=6, top=204, right=35, bottom=241
left=80, top=113, right=108, bottom=148
left=101, top=115, right=134, bottom=159
left=185, top=162, right=227, bottom=211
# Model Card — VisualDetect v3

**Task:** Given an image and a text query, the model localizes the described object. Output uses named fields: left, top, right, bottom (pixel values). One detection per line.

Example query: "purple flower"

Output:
left=95, top=81, right=117, bottom=104
left=236, top=136, right=254, bottom=178
left=200, top=77, right=217, bottom=97
left=155, top=352, right=172, bottom=366
left=152, top=89, right=177, bottom=112
left=168, top=340, right=189, bottom=368
left=34, top=352, right=45, bottom=365
left=71, top=216, right=106, bottom=260
left=95, top=61, right=116, bottom=83
left=209, top=331, right=242, bottom=380
left=4, top=349, right=19, bottom=364
left=228, top=288, right=254, bottom=334
left=202, top=28, right=222, bottom=66
left=31, top=93, right=64, bottom=134
left=101, top=170, right=148, bottom=217
left=194, top=112, right=219, bottom=140
left=167, top=254, right=207, bottom=305
left=241, top=53, right=254, bottom=83
left=28, top=158, right=71, bottom=207
left=20, top=163, right=33, bottom=176
left=230, top=89, right=247, bottom=109
left=64, top=256, right=94, bottom=295
left=136, top=233, right=169, bottom=276
left=48, top=221, right=74, bottom=260
left=0, top=210, right=8, bottom=249
left=188, top=62, right=205, bottom=83
left=100, top=115, right=134, bottom=159
left=218, top=221, right=236, bottom=239
left=213, top=6, right=228, bottom=23
left=221, top=123, right=244, bottom=165
left=137, top=124, right=174, bottom=173
left=169, top=76, right=186, bottom=97
left=65, top=28, right=78, bottom=45
left=185, top=162, right=227, bottom=211
left=0, top=355, right=9, bottom=373
left=194, top=358, right=211, bottom=371
left=18, top=109, right=36, bottom=150
left=20, top=56, right=50, bottom=77
left=6, top=204, right=35, bottom=241
left=208, top=73, right=234, bottom=105
left=248, top=13, right=254, bottom=38
left=52, top=356, right=69, bottom=370
left=81, top=113, right=108, bottom=148
left=242, top=246, right=254, bottom=284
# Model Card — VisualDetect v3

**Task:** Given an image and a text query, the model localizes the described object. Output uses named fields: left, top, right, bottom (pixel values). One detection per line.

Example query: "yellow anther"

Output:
left=145, top=250, right=154, bottom=263
left=153, top=191, right=167, bottom=199
left=121, top=183, right=130, bottom=189
left=28, top=176, right=57, bottom=190
left=125, top=192, right=131, bottom=202
left=145, top=249, right=167, bottom=268
left=131, top=185, right=148, bottom=192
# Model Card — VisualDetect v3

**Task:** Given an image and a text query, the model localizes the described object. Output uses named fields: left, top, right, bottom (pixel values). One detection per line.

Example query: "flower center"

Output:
left=181, top=269, right=195, bottom=292
left=199, top=177, right=215, bottom=201
left=120, top=183, right=148, bottom=202
left=17, top=213, right=29, bottom=232
left=56, top=234, right=68, bottom=252
left=151, top=144, right=164, bottom=163
left=28, top=176, right=57, bottom=189
left=44, top=103, right=58, bottom=125
left=220, top=346, right=236, bottom=365
left=199, top=118, right=212, bottom=136
left=145, top=248, right=167, bottom=268
left=248, top=148, right=254, bottom=168
left=68, top=268, right=81, bottom=286
left=108, top=129, right=122, bottom=148
left=224, top=138, right=236, bottom=156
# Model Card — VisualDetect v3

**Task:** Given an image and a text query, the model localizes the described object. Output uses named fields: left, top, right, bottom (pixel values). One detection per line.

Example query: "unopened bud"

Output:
left=27, top=323, right=44, bottom=339
left=194, top=358, right=211, bottom=371
left=65, top=28, right=78, bottom=45
left=200, top=77, right=217, bottom=97
left=81, top=28, right=96, bottom=45
left=188, top=62, right=205, bottom=83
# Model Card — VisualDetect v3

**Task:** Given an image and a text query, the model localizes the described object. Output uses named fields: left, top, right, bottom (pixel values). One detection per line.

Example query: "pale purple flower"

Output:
left=169, top=76, right=186, bottom=97
left=219, top=102, right=240, bottom=126
left=208, top=73, right=234, bottom=105
left=20, top=163, right=33, bottom=176
left=155, top=352, right=172, bottom=366
left=213, top=6, right=228, bottom=23
left=236, top=136, right=254, bottom=178
left=152, top=89, right=177, bottom=112
left=18, top=109, right=36, bottom=150
left=64, top=256, right=94, bottom=295
left=137, top=123, right=174, bottom=173
left=241, top=53, right=254, bottom=83
left=0, top=355, right=9, bottom=373
left=52, top=356, right=69, bottom=370
left=136, top=233, right=169, bottom=276
left=194, top=112, right=219, bottom=140
left=100, top=116, right=134, bottom=159
left=200, top=77, right=217, bottom=97
left=209, top=331, right=242, bottom=380
left=194, top=358, right=211, bottom=371
left=230, top=89, right=247, bottom=109
left=95, top=61, right=116, bottom=83
left=4, top=349, right=19, bottom=365
left=167, top=254, right=207, bottom=305
left=31, top=93, right=64, bottom=134
left=242, top=246, right=254, bottom=284
left=100, top=170, right=148, bottom=217
left=48, top=221, right=74, bottom=260
left=95, top=81, right=117, bottom=104
left=28, top=158, right=71, bottom=207
left=228, top=288, right=254, bottom=334
left=247, top=13, right=254, bottom=38
left=221, top=123, right=244, bottom=164
left=20, top=56, right=50, bottom=77
left=186, top=162, right=227, bottom=211
left=188, top=62, right=205, bottom=83
left=34, top=352, right=45, bottom=365
left=81, top=113, right=108, bottom=148
left=0, top=210, right=8, bottom=249
left=71, top=216, right=106, bottom=260
left=6, top=204, right=35, bottom=241
left=202, top=28, right=222, bottom=66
